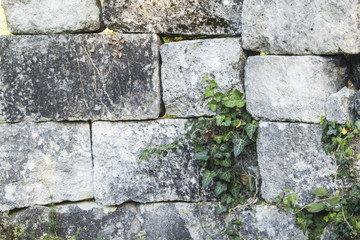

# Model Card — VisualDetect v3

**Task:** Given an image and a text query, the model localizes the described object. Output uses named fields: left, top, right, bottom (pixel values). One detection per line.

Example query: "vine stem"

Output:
left=341, top=182, right=354, bottom=232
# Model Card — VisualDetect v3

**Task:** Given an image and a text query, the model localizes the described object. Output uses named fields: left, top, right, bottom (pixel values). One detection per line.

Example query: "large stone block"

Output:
left=2, top=0, right=102, bottom=34
left=257, top=122, right=337, bottom=206
left=245, top=56, right=346, bottom=123
left=242, top=0, right=360, bottom=55
left=0, top=122, right=93, bottom=211
left=161, top=38, right=246, bottom=117
left=325, top=87, right=357, bottom=124
left=0, top=34, right=161, bottom=122
left=92, top=119, right=213, bottom=206
left=103, top=0, right=243, bottom=35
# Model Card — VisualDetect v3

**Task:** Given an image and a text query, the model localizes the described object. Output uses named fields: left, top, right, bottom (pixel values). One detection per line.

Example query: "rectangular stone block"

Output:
left=245, top=56, right=346, bottom=123
left=0, top=122, right=93, bottom=211
left=92, top=119, right=212, bottom=206
left=257, top=122, right=337, bottom=206
left=242, top=0, right=360, bottom=54
left=2, top=0, right=103, bottom=34
left=161, top=38, right=246, bottom=117
left=0, top=34, right=161, bottom=122
left=103, top=0, right=242, bottom=35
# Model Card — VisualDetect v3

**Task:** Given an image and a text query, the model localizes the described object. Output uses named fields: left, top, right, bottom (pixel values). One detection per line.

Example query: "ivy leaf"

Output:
left=221, top=193, right=234, bottom=204
left=245, top=122, right=259, bottom=139
left=221, top=158, right=232, bottom=167
left=215, top=181, right=228, bottom=196
left=232, top=135, right=248, bottom=157
left=311, top=188, right=329, bottom=198
left=306, top=202, right=326, bottom=213
left=209, top=80, right=218, bottom=89
left=216, top=204, right=228, bottom=215
left=204, top=87, right=215, bottom=98
left=219, top=169, right=232, bottom=182
left=194, top=150, right=209, bottom=161
left=327, top=128, right=337, bottom=136
left=223, top=90, right=246, bottom=108
left=202, top=170, right=217, bottom=188
left=229, top=184, right=240, bottom=198
left=326, top=197, right=340, bottom=210
left=215, top=92, right=227, bottom=102
left=215, top=115, right=225, bottom=126
left=207, top=99, right=217, bottom=112
left=355, top=120, right=360, bottom=130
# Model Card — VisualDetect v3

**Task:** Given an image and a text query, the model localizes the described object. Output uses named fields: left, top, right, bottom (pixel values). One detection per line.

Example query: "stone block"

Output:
left=0, top=122, right=93, bottom=211
left=245, top=56, right=346, bottom=123
left=351, top=55, right=360, bottom=90
left=257, top=122, right=337, bottom=206
left=103, top=0, right=242, bottom=35
left=7, top=202, right=306, bottom=239
left=0, top=34, right=161, bottom=122
left=242, top=0, right=360, bottom=54
left=161, top=38, right=246, bottom=117
left=325, top=87, right=357, bottom=124
left=354, top=93, right=360, bottom=116
left=2, top=0, right=103, bottom=34
left=92, top=119, right=213, bottom=206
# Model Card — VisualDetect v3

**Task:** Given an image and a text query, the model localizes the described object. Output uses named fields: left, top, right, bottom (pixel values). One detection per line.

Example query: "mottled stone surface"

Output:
left=103, top=0, right=242, bottom=35
left=257, top=122, right=337, bottom=206
left=161, top=38, right=246, bottom=117
left=242, top=0, right=360, bottom=54
left=8, top=202, right=306, bottom=240
left=245, top=56, right=346, bottom=123
left=2, top=0, right=103, bottom=34
left=92, top=119, right=213, bottom=206
left=0, top=122, right=92, bottom=211
left=0, top=34, right=161, bottom=122
left=325, top=87, right=357, bottom=124
left=355, top=93, right=360, bottom=116
left=351, top=55, right=360, bottom=90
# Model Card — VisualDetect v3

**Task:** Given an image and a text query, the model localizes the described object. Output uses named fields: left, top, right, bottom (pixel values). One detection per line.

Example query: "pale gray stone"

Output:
left=257, top=122, right=337, bottom=206
left=245, top=56, right=347, bottom=123
left=325, top=87, right=357, bottom=124
left=161, top=38, right=246, bottom=117
left=242, top=0, right=360, bottom=54
left=103, top=0, right=242, bottom=35
left=92, top=119, right=213, bottom=206
left=0, top=34, right=161, bottom=122
left=355, top=93, right=360, bottom=116
left=2, top=0, right=103, bottom=34
left=0, top=122, right=93, bottom=211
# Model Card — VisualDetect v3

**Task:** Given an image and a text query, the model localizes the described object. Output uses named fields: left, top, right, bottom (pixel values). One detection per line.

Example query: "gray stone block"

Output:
left=8, top=202, right=306, bottom=239
left=103, top=0, right=243, bottom=35
left=0, top=122, right=93, bottom=211
left=355, top=93, right=360, bottom=117
left=161, top=38, right=246, bottom=117
left=257, top=122, right=337, bottom=206
left=2, top=0, right=103, bottom=34
left=242, top=0, right=360, bottom=54
left=245, top=56, right=346, bottom=123
left=325, top=87, right=357, bottom=124
left=92, top=119, right=213, bottom=206
left=0, top=34, right=161, bottom=122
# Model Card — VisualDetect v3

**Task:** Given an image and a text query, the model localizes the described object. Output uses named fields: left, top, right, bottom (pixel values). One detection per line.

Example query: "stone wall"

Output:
left=0, top=0, right=360, bottom=239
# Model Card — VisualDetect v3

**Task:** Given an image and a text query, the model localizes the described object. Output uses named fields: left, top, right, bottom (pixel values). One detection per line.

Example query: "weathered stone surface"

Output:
left=0, top=34, right=161, bottom=122
left=325, top=87, right=357, bottom=124
left=354, top=93, right=360, bottom=116
left=103, top=0, right=242, bottom=35
left=351, top=55, right=360, bottom=90
left=161, top=38, right=246, bottom=117
left=0, top=122, right=92, bottom=211
left=92, top=119, right=213, bottom=206
left=257, top=122, right=337, bottom=206
left=242, top=0, right=360, bottom=54
left=2, top=0, right=103, bottom=34
left=8, top=202, right=306, bottom=240
left=245, top=56, right=346, bottom=123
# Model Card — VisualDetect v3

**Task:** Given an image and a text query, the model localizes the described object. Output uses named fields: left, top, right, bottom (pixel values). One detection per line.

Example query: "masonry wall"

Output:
left=0, top=0, right=360, bottom=239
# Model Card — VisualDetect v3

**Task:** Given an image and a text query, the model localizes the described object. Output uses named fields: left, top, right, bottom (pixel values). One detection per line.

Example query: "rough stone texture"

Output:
left=161, top=38, right=246, bottom=117
left=242, top=0, right=360, bottom=54
left=103, top=0, right=242, bottom=35
left=354, top=93, right=360, bottom=116
left=325, top=87, right=357, bottom=124
left=0, top=122, right=92, bottom=211
left=2, top=0, right=103, bottom=34
left=257, top=122, right=337, bottom=206
left=0, top=34, right=161, bottom=122
left=351, top=55, right=360, bottom=90
left=92, top=119, right=214, bottom=206
left=8, top=202, right=305, bottom=240
left=245, top=56, right=347, bottom=123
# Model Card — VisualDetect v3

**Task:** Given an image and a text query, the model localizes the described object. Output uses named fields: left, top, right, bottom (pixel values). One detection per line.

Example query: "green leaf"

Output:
left=219, top=169, right=232, bottom=182
left=215, top=181, right=228, bottom=196
left=345, top=147, right=354, bottom=157
left=355, top=120, right=360, bottom=130
left=306, top=202, right=326, bottom=213
left=194, top=150, right=209, bottom=161
left=311, top=188, right=329, bottom=198
left=202, top=170, right=217, bottom=188
left=223, top=90, right=246, bottom=108
left=215, top=92, right=227, bottom=102
left=207, top=99, right=217, bottom=112
left=213, top=135, right=223, bottom=144
left=216, top=204, right=228, bottom=215
left=215, top=115, right=225, bottom=126
left=221, top=193, right=234, bottom=204
left=327, top=128, right=337, bottom=136
left=204, top=87, right=215, bottom=98
left=286, top=193, right=299, bottom=206
left=327, top=197, right=340, bottom=209
left=209, top=80, right=218, bottom=89
left=220, top=158, right=232, bottom=167
left=232, top=135, right=248, bottom=157
left=245, top=122, right=259, bottom=139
